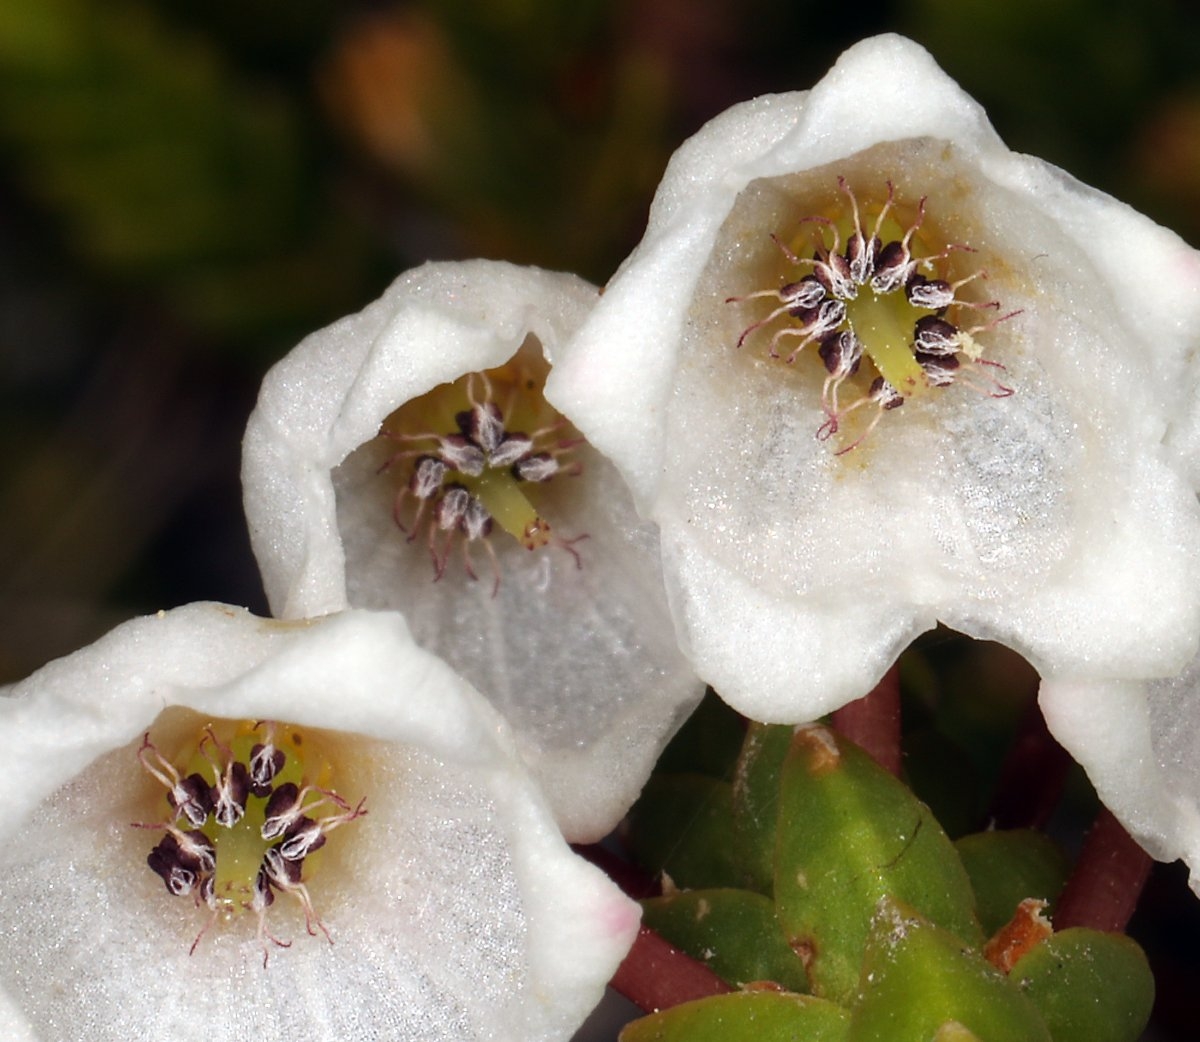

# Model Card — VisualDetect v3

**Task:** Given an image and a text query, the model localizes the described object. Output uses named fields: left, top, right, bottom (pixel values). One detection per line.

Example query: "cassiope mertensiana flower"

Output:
left=242, top=259, right=704, bottom=842
left=0, top=604, right=639, bottom=1042
left=545, top=33, right=1200, bottom=725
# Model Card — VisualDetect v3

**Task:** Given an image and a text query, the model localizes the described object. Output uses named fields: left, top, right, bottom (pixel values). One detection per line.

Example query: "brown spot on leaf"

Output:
left=791, top=724, right=841, bottom=775
left=742, top=980, right=788, bottom=993
left=789, top=936, right=816, bottom=971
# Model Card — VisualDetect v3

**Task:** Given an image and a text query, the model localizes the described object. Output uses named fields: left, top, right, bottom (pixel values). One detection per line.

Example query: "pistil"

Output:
left=842, top=287, right=929, bottom=399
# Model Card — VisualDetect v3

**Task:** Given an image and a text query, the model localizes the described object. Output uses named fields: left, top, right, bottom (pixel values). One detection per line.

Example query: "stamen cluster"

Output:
left=380, top=372, right=585, bottom=592
left=730, top=178, right=1015, bottom=453
left=137, top=723, right=366, bottom=963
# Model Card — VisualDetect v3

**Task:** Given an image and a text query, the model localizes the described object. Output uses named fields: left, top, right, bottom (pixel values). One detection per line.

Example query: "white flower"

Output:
left=242, top=259, right=703, bottom=843
left=0, top=604, right=639, bottom=1042
left=545, top=33, right=1200, bottom=723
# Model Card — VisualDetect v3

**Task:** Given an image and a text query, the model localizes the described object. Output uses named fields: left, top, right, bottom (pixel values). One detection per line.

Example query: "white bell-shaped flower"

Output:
left=242, top=259, right=704, bottom=842
left=546, top=34, right=1200, bottom=723
left=0, top=604, right=639, bottom=1042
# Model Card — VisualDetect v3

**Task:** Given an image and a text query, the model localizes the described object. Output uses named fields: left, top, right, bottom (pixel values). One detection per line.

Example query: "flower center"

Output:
left=376, top=346, right=586, bottom=593
left=136, top=719, right=366, bottom=964
left=729, top=177, right=1016, bottom=453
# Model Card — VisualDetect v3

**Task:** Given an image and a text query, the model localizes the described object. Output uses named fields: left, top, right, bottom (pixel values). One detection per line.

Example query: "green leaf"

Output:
left=847, top=898, right=1051, bottom=1042
left=1009, top=928, right=1154, bottom=1042
left=901, top=725, right=981, bottom=838
left=774, top=726, right=981, bottom=1003
left=654, top=688, right=745, bottom=781
left=0, top=0, right=365, bottom=343
left=955, top=830, right=1069, bottom=936
left=641, top=888, right=808, bottom=992
left=730, top=722, right=793, bottom=895
left=625, top=773, right=742, bottom=890
left=619, top=990, right=850, bottom=1042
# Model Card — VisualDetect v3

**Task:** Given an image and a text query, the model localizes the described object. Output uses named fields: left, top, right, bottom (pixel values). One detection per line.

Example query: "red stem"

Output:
left=830, top=664, right=902, bottom=776
left=572, top=847, right=729, bottom=1012
left=572, top=843, right=660, bottom=901
left=609, top=926, right=733, bottom=1013
left=1054, top=807, right=1153, bottom=933
left=989, top=699, right=1073, bottom=830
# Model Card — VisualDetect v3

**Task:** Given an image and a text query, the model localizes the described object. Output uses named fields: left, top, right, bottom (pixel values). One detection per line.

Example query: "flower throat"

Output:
left=729, top=177, right=1017, bottom=454
left=377, top=348, right=587, bottom=593
left=136, top=719, right=366, bottom=964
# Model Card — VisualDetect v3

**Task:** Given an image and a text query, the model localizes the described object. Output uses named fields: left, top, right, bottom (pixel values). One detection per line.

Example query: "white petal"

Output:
left=1040, top=665, right=1200, bottom=896
left=243, top=259, right=703, bottom=841
left=546, top=34, right=1200, bottom=721
left=0, top=605, right=639, bottom=1042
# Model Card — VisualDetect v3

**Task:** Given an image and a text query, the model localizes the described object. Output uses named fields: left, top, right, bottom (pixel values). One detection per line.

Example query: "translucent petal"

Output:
left=546, top=34, right=1200, bottom=721
left=0, top=605, right=640, bottom=1042
left=243, top=259, right=704, bottom=841
left=1040, top=664, right=1200, bottom=896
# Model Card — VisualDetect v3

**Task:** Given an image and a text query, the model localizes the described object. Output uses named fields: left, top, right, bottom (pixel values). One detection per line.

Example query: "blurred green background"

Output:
left=1, top=1, right=1198, bottom=1037
left=2, top=0, right=1199, bottom=680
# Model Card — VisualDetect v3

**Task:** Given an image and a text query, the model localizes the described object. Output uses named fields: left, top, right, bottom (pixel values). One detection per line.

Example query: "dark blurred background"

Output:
left=1, top=2, right=1198, bottom=1037
left=2, top=0, right=1199, bottom=680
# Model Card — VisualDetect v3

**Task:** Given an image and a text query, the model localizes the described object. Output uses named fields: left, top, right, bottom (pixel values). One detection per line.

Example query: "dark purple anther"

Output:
left=147, top=834, right=200, bottom=898
left=457, top=402, right=505, bottom=455
left=410, top=456, right=447, bottom=499
left=263, top=845, right=305, bottom=888
left=869, top=377, right=905, bottom=410
left=212, top=760, right=251, bottom=829
left=907, top=275, right=956, bottom=310
left=262, top=782, right=303, bottom=841
left=813, top=299, right=847, bottom=337
left=913, top=315, right=961, bottom=356
left=435, top=486, right=470, bottom=532
left=253, top=866, right=276, bottom=908
left=168, top=773, right=214, bottom=829
left=514, top=453, right=558, bottom=483
left=147, top=838, right=183, bottom=891
left=782, top=276, right=826, bottom=314
left=489, top=433, right=534, bottom=468
left=823, top=251, right=857, bottom=299
left=818, top=331, right=863, bottom=378
left=437, top=435, right=485, bottom=476
left=870, top=240, right=917, bottom=294
left=280, top=818, right=327, bottom=862
left=249, top=741, right=286, bottom=796
left=174, top=829, right=216, bottom=874
left=845, top=231, right=880, bottom=284
left=916, top=351, right=960, bottom=387
left=462, top=496, right=492, bottom=542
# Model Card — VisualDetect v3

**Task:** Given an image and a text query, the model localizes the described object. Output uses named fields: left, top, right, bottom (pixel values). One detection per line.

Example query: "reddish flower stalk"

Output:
left=609, top=926, right=733, bottom=1013
left=575, top=844, right=730, bottom=1013
left=830, top=664, right=902, bottom=776
left=989, top=700, right=1073, bottom=830
left=572, top=843, right=661, bottom=901
left=1054, top=807, right=1153, bottom=933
